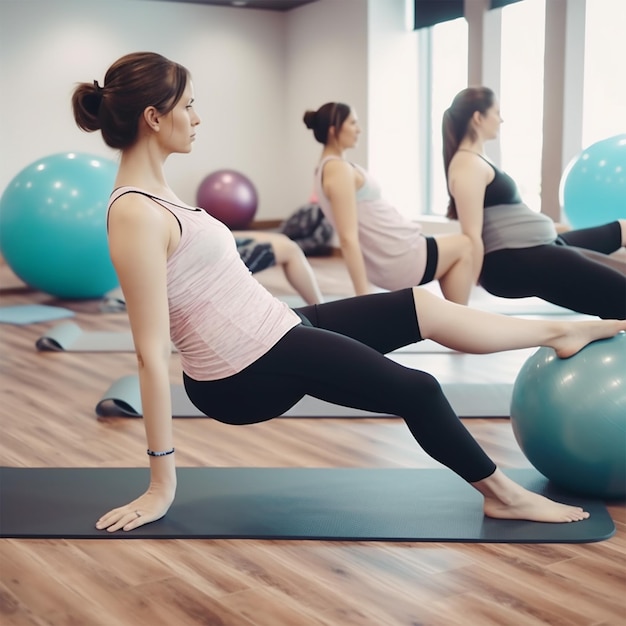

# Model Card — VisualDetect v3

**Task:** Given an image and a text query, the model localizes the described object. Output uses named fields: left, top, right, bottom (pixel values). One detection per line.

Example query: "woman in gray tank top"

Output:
left=443, top=86, right=625, bottom=320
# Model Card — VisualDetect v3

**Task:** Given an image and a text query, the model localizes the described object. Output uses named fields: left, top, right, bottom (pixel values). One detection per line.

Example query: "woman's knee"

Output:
left=402, top=369, right=444, bottom=403
left=418, top=370, right=443, bottom=395
left=274, top=235, right=304, bottom=263
left=435, top=233, right=473, bottom=273
left=397, top=369, right=450, bottom=419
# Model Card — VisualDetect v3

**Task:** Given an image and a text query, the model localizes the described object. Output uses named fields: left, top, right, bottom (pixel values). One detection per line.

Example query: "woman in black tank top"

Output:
left=443, top=86, right=625, bottom=320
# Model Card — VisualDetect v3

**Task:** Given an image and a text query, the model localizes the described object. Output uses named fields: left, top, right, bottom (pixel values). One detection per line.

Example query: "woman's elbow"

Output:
left=338, top=234, right=360, bottom=251
left=136, top=345, right=171, bottom=370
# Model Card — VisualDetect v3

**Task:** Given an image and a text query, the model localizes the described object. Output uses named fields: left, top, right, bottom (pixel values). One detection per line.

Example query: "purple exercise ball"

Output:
left=196, top=169, right=258, bottom=229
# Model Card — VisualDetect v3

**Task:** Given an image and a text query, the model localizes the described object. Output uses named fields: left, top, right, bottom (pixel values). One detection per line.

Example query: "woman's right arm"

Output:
left=96, top=195, right=177, bottom=532
left=322, top=160, right=372, bottom=295
left=447, top=154, right=492, bottom=283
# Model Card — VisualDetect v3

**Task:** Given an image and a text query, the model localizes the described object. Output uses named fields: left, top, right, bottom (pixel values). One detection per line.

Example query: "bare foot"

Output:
left=473, top=469, right=589, bottom=523
left=551, top=322, right=626, bottom=359
left=483, top=490, right=589, bottom=523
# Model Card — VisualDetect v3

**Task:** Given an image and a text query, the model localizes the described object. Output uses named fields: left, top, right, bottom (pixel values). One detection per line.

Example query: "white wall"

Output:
left=284, top=0, right=369, bottom=209
left=0, top=0, right=288, bottom=217
left=0, top=0, right=421, bottom=222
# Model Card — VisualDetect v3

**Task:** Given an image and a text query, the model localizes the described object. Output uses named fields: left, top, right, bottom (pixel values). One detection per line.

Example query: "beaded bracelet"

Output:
left=146, top=447, right=175, bottom=457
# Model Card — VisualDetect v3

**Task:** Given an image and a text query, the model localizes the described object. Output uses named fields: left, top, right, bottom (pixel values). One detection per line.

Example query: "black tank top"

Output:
left=484, top=166, right=522, bottom=207
left=459, top=151, right=522, bottom=207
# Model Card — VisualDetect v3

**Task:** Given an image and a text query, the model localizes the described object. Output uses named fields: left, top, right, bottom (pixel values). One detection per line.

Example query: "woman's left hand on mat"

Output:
left=95, top=484, right=176, bottom=532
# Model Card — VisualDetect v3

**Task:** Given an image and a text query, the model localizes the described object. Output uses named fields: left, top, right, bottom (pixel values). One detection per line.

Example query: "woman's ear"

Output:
left=471, top=110, right=483, bottom=127
left=143, top=106, right=160, bottom=132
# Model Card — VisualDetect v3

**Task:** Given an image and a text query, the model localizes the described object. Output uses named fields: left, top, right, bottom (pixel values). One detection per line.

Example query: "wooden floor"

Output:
left=1, top=256, right=625, bottom=626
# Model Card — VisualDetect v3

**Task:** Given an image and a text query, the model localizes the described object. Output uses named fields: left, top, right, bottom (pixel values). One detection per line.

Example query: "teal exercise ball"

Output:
left=510, top=333, right=626, bottom=500
left=0, top=152, right=119, bottom=299
left=560, top=134, right=626, bottom=229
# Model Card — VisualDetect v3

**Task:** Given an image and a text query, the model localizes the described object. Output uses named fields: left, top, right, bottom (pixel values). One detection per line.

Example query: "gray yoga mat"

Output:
left=0, top=304, right=75, bottom=325
left=36, top=321, right=136, bottom=352
left=39, top=284, right=586, bottom=354
left=35, top=321, right=453, bottom=354
left=105, top=282, right=582, bottom=317
left=279, top=291, right=579, bottom=316
left=95, top=374, right=512, bottom=418
left=0, top=466, right=614, bottom=542
left=100, top=288, right=352, bottom=314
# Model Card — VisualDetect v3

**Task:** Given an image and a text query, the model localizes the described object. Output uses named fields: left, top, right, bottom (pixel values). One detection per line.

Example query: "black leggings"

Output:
left=481, top=221, right=625, bottom=319
left=184, top=289, right=496, bottom=483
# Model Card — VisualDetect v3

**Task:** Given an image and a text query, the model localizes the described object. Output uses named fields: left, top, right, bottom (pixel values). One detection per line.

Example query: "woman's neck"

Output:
left=116, top=145, right=173, bottom=198
left=458, top=139, right=486, bottom=156
left=321, top=142, right=345, bottom=160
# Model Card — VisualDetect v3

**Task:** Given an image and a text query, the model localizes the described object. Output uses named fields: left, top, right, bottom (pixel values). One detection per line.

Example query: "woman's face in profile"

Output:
left=336, top=110, right=361, bottom=150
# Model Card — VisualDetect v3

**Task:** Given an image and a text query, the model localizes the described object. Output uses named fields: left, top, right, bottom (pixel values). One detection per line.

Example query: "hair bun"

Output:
left=303, top=110, right=316, bottom=129
left=85, top=88, right=103, bottom=117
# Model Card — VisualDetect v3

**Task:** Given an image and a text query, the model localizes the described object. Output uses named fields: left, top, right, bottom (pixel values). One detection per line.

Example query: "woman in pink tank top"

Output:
left=71, top=52, right=626, bottom=534
left=304, top=102, right=475, bottom=304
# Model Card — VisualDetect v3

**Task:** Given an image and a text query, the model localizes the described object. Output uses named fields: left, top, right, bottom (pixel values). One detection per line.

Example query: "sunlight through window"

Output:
left=429, top=17, right=468, bottom=215
left=582, top=0, right=626, bottom=149
left=499, top=0, right=545, bottom=212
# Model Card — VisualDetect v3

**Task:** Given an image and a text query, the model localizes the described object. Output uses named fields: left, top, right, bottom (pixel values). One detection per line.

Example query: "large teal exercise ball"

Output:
left=510, top=333, right=626, bottom=500
left=0, top=152, right=119, bottom=299
left=560, top=134, right=626, bottom=229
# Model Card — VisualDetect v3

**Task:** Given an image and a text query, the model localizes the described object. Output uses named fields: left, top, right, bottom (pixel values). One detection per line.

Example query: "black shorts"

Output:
left=419, top=236, right=438, bottom=285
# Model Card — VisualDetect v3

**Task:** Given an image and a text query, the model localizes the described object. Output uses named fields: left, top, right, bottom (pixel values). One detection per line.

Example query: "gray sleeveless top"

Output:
left=476, top=155, right=558, bottom=253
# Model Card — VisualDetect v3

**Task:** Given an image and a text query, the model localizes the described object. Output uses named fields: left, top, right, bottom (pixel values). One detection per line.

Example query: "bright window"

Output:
left=582, top=0, right=626, bottom=149
left=499, top=0, right=545, bottom=212
left=428, top=17, right=468, bottom=215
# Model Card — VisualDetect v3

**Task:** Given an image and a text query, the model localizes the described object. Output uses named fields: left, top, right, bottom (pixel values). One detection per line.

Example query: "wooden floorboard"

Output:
left=0, top=257, right=624, bottom=626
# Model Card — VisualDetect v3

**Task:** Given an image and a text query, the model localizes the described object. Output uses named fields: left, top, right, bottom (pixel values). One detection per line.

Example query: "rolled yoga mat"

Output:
left=95, top=374, right=514, bottom=419
left=36, top=321, right=137, bottom=352
left=0, top=466, right=614, bottom=542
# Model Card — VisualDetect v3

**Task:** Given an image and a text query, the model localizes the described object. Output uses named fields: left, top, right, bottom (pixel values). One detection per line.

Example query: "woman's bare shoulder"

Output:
left=449, top=151, right=492, bottom=182
left=110, top=190, right=163, bottom=217
left=322, top=157, right=356, bottom=182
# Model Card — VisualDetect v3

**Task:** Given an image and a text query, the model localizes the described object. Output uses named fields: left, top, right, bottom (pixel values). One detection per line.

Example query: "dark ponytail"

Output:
left=442, top=86, right=495, bottom=219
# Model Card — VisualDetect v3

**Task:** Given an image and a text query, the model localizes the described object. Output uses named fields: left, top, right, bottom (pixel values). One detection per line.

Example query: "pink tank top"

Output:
left=108, top=187, right=300, bottom=380
left=314, top=156, right=427, bottom=290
